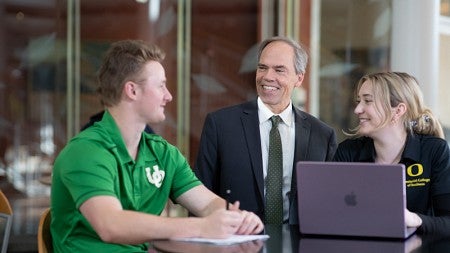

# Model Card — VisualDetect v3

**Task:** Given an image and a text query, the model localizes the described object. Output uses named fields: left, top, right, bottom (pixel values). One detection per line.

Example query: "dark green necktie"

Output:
left=265, top=115, right=283, bottom=224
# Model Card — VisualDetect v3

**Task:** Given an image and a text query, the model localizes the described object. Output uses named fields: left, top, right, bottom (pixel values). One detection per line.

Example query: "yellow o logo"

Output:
left=407, top=164, right=423, bottom=177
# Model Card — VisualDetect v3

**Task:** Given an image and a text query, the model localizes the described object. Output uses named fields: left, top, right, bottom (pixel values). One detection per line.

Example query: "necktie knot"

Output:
left=270, top=115, right=282, bottom=128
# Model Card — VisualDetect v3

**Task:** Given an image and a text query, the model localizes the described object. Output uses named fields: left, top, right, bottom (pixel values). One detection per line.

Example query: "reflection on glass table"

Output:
left=150, top=225, right=450, bottom=253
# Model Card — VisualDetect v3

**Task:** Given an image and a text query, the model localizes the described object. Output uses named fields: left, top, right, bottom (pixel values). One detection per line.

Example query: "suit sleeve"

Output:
left=194, top=113, right=220, bottom=193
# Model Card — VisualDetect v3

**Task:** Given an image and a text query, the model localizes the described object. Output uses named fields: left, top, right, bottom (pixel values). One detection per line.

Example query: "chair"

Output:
left=38, top=208, right=53, bottom=253
left=0, top=191, right=13, bottom=253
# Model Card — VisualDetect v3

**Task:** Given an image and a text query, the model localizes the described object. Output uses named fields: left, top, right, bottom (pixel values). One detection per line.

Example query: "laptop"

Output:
left=296, top=161, right=416, bottom=239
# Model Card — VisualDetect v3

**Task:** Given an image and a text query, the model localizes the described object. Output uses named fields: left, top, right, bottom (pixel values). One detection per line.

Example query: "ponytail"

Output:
left=408, top=110, right=445, bottom=139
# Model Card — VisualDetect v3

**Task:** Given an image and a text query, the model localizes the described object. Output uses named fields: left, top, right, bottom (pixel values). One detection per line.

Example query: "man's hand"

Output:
left=228, top=201, right=264, bottom=235
left=200, top=207, right=244, bottom=238
left=199, top=201, right=264, bottom=239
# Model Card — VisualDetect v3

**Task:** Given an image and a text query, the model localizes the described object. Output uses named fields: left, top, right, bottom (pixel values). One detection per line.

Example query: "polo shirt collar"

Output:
left=98, top=110, right=135, bottom=164
left=358, top=134, right=420, bottom=163
left=357, top=137, right=376, bottom=162
left=401, top=133, right=421, bottom=163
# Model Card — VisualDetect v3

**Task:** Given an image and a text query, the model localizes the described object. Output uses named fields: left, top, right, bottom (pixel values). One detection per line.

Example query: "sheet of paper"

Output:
left=171, top=234, right=270, bottom=245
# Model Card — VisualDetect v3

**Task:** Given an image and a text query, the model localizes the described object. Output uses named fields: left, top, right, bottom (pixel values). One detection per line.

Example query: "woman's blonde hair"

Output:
left=347, top=72, right=444, bottom=139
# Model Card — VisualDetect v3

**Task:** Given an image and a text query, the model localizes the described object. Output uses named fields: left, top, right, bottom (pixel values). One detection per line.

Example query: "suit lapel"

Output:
left=294, top=107, right=311, bottom=162
left=289, top=107, right=311, bottom=224
left=241, top=101, right=265, bottom=201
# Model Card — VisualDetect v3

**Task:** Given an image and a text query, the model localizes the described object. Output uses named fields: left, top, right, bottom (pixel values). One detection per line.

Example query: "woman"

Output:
left=334, top=72, right=450, bottom=235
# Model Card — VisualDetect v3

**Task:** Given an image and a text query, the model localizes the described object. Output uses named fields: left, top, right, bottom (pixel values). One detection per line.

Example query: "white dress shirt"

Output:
left=257, top=97, right=295, bottom=222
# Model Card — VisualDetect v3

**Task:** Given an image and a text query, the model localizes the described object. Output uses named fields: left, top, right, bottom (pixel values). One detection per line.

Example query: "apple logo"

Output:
left=344, top=191, right=357, bottom=206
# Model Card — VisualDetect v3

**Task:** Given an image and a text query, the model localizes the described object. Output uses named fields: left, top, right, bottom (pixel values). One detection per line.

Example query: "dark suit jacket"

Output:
left=194, top=100, right=337, bottom=224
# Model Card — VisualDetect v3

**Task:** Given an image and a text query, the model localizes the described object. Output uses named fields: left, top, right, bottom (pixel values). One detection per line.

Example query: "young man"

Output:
left=51, top=40, right=263, bottom=253
left=194, top=36, right=337, bottom=225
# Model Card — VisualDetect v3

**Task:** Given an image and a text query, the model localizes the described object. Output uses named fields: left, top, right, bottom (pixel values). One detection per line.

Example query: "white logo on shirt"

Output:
left=146, top=165, right=165, bottom=188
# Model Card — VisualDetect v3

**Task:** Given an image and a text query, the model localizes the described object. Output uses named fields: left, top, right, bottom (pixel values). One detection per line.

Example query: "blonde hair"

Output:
left=347, top=72, right=444, bottom=139
left=97, top=40, right=165, bottom=107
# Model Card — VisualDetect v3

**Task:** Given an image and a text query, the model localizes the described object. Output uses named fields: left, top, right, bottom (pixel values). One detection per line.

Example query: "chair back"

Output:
left=38, top=208, right=53, bottom=253
left=0, top=191, right=13, bottom=253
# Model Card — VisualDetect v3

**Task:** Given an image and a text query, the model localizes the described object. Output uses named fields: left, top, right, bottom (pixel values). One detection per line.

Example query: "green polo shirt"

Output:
left=51, top=111, right=201, bottom=253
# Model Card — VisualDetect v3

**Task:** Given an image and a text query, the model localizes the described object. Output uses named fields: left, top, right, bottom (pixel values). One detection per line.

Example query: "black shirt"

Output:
left=334, top=134, right=450, bottom=235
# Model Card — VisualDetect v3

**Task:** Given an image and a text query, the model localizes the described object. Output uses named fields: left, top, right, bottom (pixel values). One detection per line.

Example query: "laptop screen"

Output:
left=296, top=161, right=415, bottom=239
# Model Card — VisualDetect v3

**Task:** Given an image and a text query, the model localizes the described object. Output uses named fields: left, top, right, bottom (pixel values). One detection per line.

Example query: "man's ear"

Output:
left=295, top=73, right=305, bottom=88
left=124, top=81, right=137, bottom=99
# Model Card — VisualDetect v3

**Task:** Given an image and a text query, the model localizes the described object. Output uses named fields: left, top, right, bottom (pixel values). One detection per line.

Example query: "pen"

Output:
left=225, top=189, right=231, bottom=210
